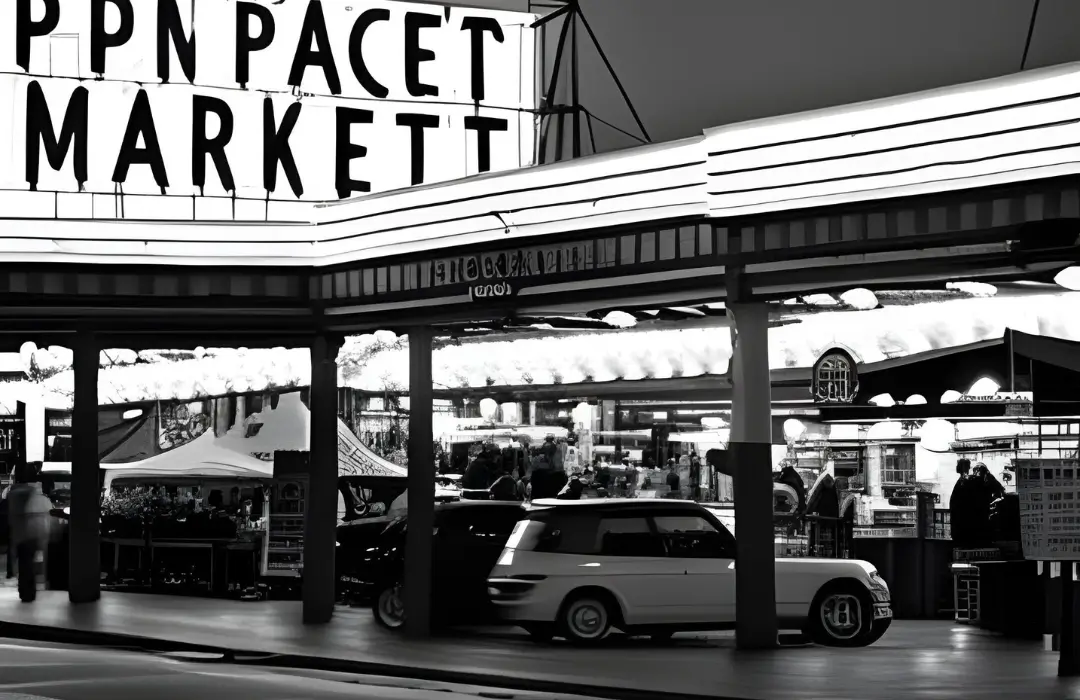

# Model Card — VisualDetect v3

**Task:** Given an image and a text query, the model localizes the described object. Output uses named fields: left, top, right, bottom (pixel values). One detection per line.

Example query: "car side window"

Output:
left=653, top=515, right=733, bottom=559
left=596, top=516, right=665, bottom=557
left=467, top=509, right=522, bottom=541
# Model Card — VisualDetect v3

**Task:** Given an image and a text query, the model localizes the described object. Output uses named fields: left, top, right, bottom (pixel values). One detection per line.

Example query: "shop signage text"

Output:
left=433, top=240, right=594, bottom=287
left=1, top=0, right=534, bottom=200
left=469, top=280, right=514, bottom=301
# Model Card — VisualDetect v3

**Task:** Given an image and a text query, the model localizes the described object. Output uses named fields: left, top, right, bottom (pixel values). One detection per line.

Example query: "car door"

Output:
left=587, top=513, right=685, bottom=626
left=653, top=512, right=737, bottom=623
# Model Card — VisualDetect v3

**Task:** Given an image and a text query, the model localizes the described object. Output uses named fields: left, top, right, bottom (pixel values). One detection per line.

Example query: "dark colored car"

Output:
left=336, top=501, right=524, bottom=630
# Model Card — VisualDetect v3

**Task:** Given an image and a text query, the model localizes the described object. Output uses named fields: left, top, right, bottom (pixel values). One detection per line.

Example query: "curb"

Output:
left=0, top=620, right=732, bottom=700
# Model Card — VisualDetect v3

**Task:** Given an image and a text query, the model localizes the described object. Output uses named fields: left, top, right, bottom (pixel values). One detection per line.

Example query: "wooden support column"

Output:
left=302, top=334, right=341, bottom=624
left=405, top=326, right=435, bottom=638
left=728, top=300, right=778, bottom=650
left=69, top=330, right=100, bottom=604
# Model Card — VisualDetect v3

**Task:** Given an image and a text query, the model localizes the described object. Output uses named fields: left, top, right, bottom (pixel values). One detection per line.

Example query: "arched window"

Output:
left=812, top=350, right=859, bottom=403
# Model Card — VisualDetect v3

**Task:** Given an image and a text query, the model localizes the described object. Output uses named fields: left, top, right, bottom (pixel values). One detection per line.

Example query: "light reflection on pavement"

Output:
left=0, top=640, right=597, bottom=700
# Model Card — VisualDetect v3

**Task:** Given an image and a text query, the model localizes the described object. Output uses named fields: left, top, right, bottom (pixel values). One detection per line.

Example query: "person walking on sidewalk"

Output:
left=7, top=463, right=52, bottom=602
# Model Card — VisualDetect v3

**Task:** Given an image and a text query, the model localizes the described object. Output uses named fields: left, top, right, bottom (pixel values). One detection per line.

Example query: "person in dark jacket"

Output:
left=490, top=468, right=521, bottom=501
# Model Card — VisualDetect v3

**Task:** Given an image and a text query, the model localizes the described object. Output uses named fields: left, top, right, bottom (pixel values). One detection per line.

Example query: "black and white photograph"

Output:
left=2, top=1, right=1080, bottom=698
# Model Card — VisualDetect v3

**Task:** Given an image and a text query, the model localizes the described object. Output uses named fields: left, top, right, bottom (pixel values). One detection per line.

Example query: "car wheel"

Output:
left=806, top=583, right=875, bottom=647
left=373, top=583, right=406, bottom=630
left=521, top=623, right=555, bottom=643
left=558, top=593, right=613, bottom=644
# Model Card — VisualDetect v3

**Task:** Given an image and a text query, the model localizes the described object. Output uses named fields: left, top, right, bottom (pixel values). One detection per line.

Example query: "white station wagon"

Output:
left=487, top=499, right=892, bottom=646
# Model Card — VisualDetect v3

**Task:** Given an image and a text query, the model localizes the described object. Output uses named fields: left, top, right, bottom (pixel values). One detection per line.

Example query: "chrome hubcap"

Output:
left=378, top=585, right=406, bottom=628
left=821, top=593, right=862, bottom=640
left=568, top=600, right=607, bottom=639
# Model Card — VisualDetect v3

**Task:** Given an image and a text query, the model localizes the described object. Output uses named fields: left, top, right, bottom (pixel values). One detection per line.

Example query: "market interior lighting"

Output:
left=868, top=394, right=895, bottom=407
left=782, top=419, right=806, bottom=440
left=1055, top=267, right=1080, bottom=291
left=940, top=390, right=963, bottom=404
left=918, top=419, right=956, bottom=452
left=905, top=394, right=928, bottom=405
left=839, top=288, right=879, bottom=310
left=602, top=311, right=637, bottom=328
left=967, top=377, right=1001, bottom=396
left=479, top=398, right=499, bottom=421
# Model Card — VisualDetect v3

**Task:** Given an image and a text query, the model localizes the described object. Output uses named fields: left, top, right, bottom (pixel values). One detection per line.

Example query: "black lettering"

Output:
left=263, top=98, right=303, bottom=197
left=395, top=113, right=438, bottom=186
left=16, top=0, right=60, bottom=72
left=335, top=107, right=373, bottom=199
left=288, top=0, right=341, bottom=95
left=349, top=9, right=389, bottom=98
left=460, top=17, right=503, bottom=102
left=157, top=0, right=196, bottom=84
left=25, top=81, right=88, bottom=191
left=236, top=2, right=275, bottom=88
left=465, top=257, right=479, bottom=281
left=464, top=116, right=507, bottom=173
left=91, top=0, right=134, bottom=75
left=404, top=12, right=440, bottom=97
left=192, top=95, right=235, bottom=195
left=112, top=89, right=169, bottom=193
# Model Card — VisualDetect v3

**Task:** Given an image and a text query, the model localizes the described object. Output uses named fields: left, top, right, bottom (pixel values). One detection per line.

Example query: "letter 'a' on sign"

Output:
left=113, top=89, right=169, bottom=193
left=288, top=0, right=342, bottom=96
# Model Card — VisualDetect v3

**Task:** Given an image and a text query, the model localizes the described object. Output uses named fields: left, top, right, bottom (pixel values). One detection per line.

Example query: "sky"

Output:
left=542, top=0, right=1080, bottom=155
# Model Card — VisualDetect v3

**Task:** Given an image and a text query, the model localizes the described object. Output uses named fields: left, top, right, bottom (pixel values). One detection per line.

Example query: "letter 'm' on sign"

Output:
left=16, top=0, right=60, bottom=72
left=395, top=113, right=439, bottom=186
left=336, top=107, right=374, bottom=199
left=404, top=12, right=441, bottom=98
left=90, top=0, right=135, bottom=75
left=349, top=8, right=390, bottom=99
left=192, top=95, right=236, bottom=194
left=464, top=116, right=508, bottom=173
left=288, top=0, right=342, bottom=95
left=263, top=98, right=304, bottom=198
left=157, top=0, right=196, bottom=84
left=460, top=17, right=504, bottom=102
left=113, top=89, right=169, bottom=193
left=25, top=81, right=88, bottom=191
left=236, top=2, right=276, bottom=89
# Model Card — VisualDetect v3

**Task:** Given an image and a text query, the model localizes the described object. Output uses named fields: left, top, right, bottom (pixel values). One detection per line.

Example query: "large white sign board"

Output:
left=1017, top=458, right=1080, bottom=560
left=0, top=0, right=536, bottom=204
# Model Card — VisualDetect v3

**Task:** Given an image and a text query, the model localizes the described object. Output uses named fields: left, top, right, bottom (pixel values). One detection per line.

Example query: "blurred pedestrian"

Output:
left=7, top=462, right=52, bottom=602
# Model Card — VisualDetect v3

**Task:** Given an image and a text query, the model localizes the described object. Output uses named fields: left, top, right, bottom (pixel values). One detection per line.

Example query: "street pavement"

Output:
left=0, top=589, right=1078, bottom=699
left=0, top=638, right=599, bottom=700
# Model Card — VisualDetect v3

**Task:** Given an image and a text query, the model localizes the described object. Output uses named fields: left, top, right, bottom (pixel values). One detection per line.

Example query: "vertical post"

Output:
left=302, top=334, right=340, bottom=624
left=728, top=301, right=778, bottom=649
left=1061, top=561, right=1079, bottom=676
left=69, top=330, right=100, bottom=604
left=405, top=326, right=435, bottom=638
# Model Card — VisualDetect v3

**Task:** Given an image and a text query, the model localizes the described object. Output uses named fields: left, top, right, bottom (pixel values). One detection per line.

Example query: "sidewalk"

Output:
left=0, top=588, right=1075, bottom=700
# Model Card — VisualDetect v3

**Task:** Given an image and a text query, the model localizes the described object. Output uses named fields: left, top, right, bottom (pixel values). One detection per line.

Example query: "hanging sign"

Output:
left=0, top=0, right=536, bottom=202
left=469, top=280, right=515, bottom=301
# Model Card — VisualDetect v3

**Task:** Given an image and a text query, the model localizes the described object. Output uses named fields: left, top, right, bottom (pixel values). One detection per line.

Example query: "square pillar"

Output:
left=404, top=327, right=435, bottom=638
left=69, top=330, right=100, bottom=604
left=302, top=334, right=341, bottom=624
left=728, top=302, right=778, bottom=649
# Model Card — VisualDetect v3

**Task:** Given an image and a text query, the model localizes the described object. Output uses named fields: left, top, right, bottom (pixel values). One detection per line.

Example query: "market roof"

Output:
left=4, top=62, right=1080, bottom=267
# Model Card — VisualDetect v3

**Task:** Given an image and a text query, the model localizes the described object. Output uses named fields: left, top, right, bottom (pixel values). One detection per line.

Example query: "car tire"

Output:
left=806, top=582, right=878, bottom=647
left=558, top=593, right=614, bottom=645
left=521, top=623, right=555, bottom=643
left=373, top=583, right=407, bottom=631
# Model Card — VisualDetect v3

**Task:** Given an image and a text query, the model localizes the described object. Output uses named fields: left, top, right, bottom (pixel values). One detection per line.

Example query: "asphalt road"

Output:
left=0, top=639, right=597, bottom=700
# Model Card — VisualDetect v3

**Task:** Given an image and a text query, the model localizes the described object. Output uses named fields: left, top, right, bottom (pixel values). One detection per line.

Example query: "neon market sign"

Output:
left=0, top=0, right=535, bottom=201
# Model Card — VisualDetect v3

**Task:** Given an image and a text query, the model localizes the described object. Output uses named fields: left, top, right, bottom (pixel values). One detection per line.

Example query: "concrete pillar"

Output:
left=728, top=302, right=778, bottom=649
left=302, top=334, right=340, bottom=624
left=69, top=330, right=100, bottom=604
left=405, top=327, right=435, bottom=638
